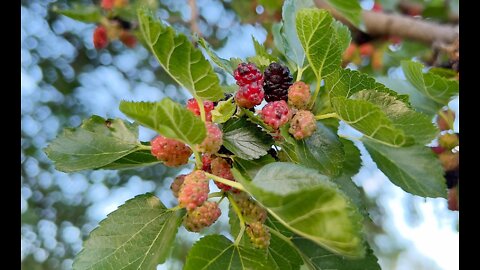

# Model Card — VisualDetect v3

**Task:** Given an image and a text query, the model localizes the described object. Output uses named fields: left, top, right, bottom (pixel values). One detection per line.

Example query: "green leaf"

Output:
left=228, top=57, right=244, bottom=71
left=280, top=122, right=345, bottom=177
left=296, top=9, right=341, bottom=80
left=246, top=55, right=273, bottom=71
left=293, top=237, right=381, bottom=270
left=339, top=138, right=362, bottom=177
left=331, top=97, right=408, bottom=147
left=184, top=235, right=271, bottom=270
left=328, top=68, right=438, bottom=144
left=351, top=90, right=438, bottom=145
left=198, top=38, right=235, bottom=75
left=333, top=20, right=352, bottom=54
left=362, top=137, right=447, bottom=198
left=266, top=232, right=304, bottom=270
left=429, top=67, right=458, bottom=79
left=119, top=98, right=206, bottom=146
left=243, top=109, right=274, bottom=132
left=233, top=155, right=276, bottom=181
left=281, top=0, right=314, bottom=69
left=252, top=36, right=278, bottom=63
left=81, top=115, right=138, bottom=143
left=376, top=76, right=440, bottom=116
left=267, top=216, right=377, bottom=270
left=332, top=175, right=368, bottom=218
left=73, top=194, right=183, bottom=270
left=401, top=60, right=459, bottom=106
left=44, top=116, right=141, bottom=172
left=326, top=68, right=409, bottom=103
left=222, top=84, right=239, bottom=94
left=138, top=9, right=224, bottom=101
left=323, top=0, right=363, bottom=27
left=272, top=22, right=287, bottom=58
left=241, top=162, right=365, bottom=257
left=98, top=149, right=161, bottom=170
left=223, top=117, right=274, bottom=160
left=311, top=85, right=335, bottom=115
left=53, top=4, right=101, bottom=23
left=211, top=98, right=236, bottom=124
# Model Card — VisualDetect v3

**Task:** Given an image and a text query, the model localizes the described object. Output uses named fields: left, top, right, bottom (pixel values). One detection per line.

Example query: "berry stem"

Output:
left=228, top=193, right=246, bottom=246
left=215, top=153, right=233, bottom=159
left=169, top=205, right=183, bottom=212
left=137, top=144, right=152, bottom=151
left=438, top=108, right=454, bottom=130
left=339, top=134, right=362, bottom=141
left=204, top=172, right=245, bottom=191
left=218, top=194, right=227, bottom=204
left=314, top=112, right=338, bottom=120
left=193, top=149, right=203, bottom=169
left=295, top=65, right=308, bottom=82
left=196, top=97, right=207, bottom=122
left=208, top=191, right=224, bottom=198
left=308, top=81, right=321, bottom=109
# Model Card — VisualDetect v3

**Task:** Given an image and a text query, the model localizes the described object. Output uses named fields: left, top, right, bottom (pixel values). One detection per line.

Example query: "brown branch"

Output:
left=314, top=0, right=458, bottom=46
left=398, top=0, right=459, bottom=23
left=188, top=0, right=201, bottom=37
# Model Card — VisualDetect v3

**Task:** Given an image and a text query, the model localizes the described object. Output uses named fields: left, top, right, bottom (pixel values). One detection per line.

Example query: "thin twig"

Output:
left=188, top=0, right=201, bottom=37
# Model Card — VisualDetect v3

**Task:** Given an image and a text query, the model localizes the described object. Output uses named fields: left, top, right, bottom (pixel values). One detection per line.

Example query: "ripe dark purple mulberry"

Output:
left=263, top=62, right=293, bottom=102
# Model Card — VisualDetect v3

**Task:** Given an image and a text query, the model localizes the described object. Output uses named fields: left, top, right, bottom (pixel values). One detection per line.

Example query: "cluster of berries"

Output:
left=149, top=60, right=322, bottom=246
left=170, top=171, right=221, bottom=232
left=185, top=98, right=243, bottom=192
left=234, top=62, right=317, bottom=140
left=431, top=108, right=459, bottom=211
left=232, top=192, right=270, bottom=249
left=93, top=0, right=137, bottom=49
left=149, top=97, right=243, bottom=232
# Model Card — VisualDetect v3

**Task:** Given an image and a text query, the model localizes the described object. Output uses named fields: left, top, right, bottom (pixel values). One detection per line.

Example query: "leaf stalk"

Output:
left=205, top=172, right=245, bottom=191
left=228, top=193, right=246, bottom=246
left=314, top=112, right=338, bottom=120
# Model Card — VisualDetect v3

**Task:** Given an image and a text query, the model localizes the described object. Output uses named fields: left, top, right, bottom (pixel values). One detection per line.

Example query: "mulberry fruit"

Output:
left=246, top=221, right=270, bottom=249
left=234, top=63, right=264, bottom=86
left=184, top=201, right=222, bottom=232
left=197, top=122, right=223, bottom=154
left=438, top=151, right=459, bottom=172
left=202, top=154, right=213, bottom=172
left=289, top=110, right=317, bottom=140
left=211, top=157, right=236, bottom=192
left=437, top=109, right=455, bottom=131
left=178, top=170, right=210, bottom=211
left=430, top=146, right=445, bottom=155
left=150, top=136, right=192, bottom=167
left=438, top=133, right=459, bottom=150
left=93, top=26, right=109, bottom=49
left=186, top=98, right=215, bottom=122
left=263, top=62, right=293, bottom=102
left=101, top=0, right=114, bottom=10
left=171, top=174, right=186, bottom=198
left=235, top=82, right=264, bottom=109
left=119, top=30, right=137, bottom=48
left=447, top=187, right=459, bottom=211
left=232, top=192, right=267, bottom=223
left=288, top=81, right=311, bottom=109
left=261, top=100, right=292, bottom=130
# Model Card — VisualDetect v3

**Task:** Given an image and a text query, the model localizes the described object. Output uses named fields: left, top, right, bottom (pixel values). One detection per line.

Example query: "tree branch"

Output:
left=314, top=0, right=458, bottom=45
left=188, top=0, right=201, bottom=37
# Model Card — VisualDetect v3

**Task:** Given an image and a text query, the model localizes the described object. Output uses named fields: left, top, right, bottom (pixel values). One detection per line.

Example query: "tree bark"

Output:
left=314, top=0, right=458, bottom=45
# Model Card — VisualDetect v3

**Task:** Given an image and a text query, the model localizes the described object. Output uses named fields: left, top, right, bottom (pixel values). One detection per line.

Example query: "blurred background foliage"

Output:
left=21, top=0, right=458, bottom=269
